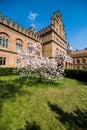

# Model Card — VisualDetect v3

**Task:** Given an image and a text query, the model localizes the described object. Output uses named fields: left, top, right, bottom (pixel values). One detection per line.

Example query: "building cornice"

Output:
left=42, top=40, right=66, bottom=51
left=39, top=26, right=67, bottom=44
left=0, top=48, right=17, bottom=54
left=0, top=22, right=40, bottom=42
left=70, top=55, right=87, bottom=58
left=74, top=63, right=87, bottom=65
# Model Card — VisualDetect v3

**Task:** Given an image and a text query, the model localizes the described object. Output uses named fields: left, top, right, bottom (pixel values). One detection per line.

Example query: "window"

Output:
left=27, top=43, right=33, bottom=54
left=83, top=66, right=85, bottom=69
left=0, top=36, right=8, bottom=48
left=65, top=62, right=67, bottom=69
left=16, top=59, right=21, bottom=67
left=2, top=38, right=5, bottom=47
left=6, top=39, right=8, bottom=48
left=16, top=39, right=23, bottom=53
left=77, top=66, right=80, bottom=69
left=27, top=46, right=32, bottom=53
left=0, top=37, right=2, bottom=46
left=73, top=60, right=75, bottom=64
left=0, top=57, right=6, bottom=66
left=77, top=59, right=80, bottom=64
left=16, top=42, right=22, bottom=52
left=82, top=59, right=85, bottom=64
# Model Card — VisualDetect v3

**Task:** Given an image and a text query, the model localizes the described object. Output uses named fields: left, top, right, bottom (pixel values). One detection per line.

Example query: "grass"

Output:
left=0, top=75, right=87, bottom=130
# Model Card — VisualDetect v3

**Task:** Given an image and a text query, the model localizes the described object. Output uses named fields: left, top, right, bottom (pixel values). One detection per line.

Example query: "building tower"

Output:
left=37, top=10, right=67, bottom=57
left=67, top=41, right=72, bottom=54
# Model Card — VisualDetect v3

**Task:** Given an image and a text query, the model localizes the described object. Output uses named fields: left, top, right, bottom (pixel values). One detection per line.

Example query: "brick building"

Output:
left=0, top=13, right=41, bottom=67
left=67, top=43, right=87, bottom=70
left=0, top=11, right=73, bottom=68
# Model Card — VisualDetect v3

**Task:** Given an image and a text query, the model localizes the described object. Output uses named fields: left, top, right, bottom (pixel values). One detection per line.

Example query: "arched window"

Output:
left=83, top=66, right=85, bottom=69
left=77, top=66, right=80, bottom=69
left=68, top=63, right=70, bottom=68
left=82, top=58, right=85, bottom=64
left=16, top=43, right=22, bottom=52
left=77, top=59, right=80, bottom=64
left=65, top=62, right=67, bottom=69
left=0, top=33, right=9, bottom=48
left=16, top=39, right=22, bottom=52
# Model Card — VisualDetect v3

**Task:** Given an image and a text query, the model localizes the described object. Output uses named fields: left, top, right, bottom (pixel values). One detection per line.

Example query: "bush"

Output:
left=65, top=69, right=87, bottom=82
left=0, top=67, right=18, bottom=76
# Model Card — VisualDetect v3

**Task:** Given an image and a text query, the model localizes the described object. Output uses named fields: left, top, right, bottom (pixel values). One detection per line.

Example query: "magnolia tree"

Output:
left=15, top=42, right=65, bottom=81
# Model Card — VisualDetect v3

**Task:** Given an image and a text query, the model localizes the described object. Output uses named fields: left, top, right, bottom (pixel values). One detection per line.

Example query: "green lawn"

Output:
left=0, top=75, right=87, bottom=130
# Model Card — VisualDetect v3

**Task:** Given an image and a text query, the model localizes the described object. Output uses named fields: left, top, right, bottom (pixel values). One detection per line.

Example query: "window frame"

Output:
left=0, top=36, right=8, bottom=48
left=82, top=58, right=86, bottom=64
left=0, top=57, right=6, bottom=66
left=16, top=42, right=22, bottom=52
left=77, top=59, right=80, bottom=64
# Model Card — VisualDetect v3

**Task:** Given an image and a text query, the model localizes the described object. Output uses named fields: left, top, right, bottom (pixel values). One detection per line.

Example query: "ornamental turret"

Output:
left=67, top=41, right=72, bottom=54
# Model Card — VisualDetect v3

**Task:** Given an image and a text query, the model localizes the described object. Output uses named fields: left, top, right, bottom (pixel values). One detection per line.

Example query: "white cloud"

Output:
left=28, top=12, right=39, bottom=21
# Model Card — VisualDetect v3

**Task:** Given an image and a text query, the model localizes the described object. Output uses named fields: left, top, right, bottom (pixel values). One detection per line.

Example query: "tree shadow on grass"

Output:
left=0, top=79, right=26, bottom=100
left=0, top=80, right=20, bottom=99
left=0, top=79, right=30, bottom=113
left=19, top=120, right=41, bottom=130
left=0, top=79, right=31, bottom=130
left=48, top=102, right=87, bottom=130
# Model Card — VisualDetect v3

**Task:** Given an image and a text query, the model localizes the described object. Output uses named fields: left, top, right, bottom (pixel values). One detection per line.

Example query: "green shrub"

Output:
left=65, top=69, right=87, bottom=82
left=0, top=67, right=18, bottom=76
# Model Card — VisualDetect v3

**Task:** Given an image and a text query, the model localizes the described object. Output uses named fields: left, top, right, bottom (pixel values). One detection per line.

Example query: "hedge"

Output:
left=0, top=67, right=87, bottom=82
left=0, top=67, right=18, bottom=76
left=65, top=69, right=87, bottom=82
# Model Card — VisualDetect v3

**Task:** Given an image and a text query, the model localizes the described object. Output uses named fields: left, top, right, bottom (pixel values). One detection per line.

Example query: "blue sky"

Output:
left=0, top=0, right=87, bottom=51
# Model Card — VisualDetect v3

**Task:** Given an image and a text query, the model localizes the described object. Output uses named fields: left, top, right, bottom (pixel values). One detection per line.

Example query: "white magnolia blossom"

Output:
left=16, top=42, right=65, bottom=80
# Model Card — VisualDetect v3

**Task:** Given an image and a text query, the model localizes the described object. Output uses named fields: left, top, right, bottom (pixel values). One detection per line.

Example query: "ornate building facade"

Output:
left=0, top=13, right=41, bottom=67
left=67, top=43, right=87, bottom=70
left=0, top=11, right=73, bottom=68
left=37, top=11, right=66, bottom=57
